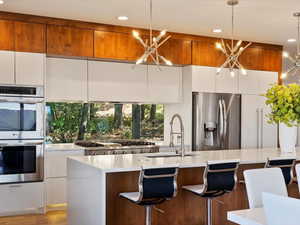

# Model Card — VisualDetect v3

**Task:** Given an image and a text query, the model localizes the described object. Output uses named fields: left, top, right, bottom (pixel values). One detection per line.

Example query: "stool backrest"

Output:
left=244, top=168, right=288, bottom=209
left=202, top=160, right=239, bottom=196
left=138, top=167, right=178, bottom=200
left=265, top=158, right=296, bottom=185
left=296, top=164, right=300, bottom=193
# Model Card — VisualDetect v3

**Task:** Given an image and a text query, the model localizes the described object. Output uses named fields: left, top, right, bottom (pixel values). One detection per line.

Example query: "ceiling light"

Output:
left=213, top=28, right=222, bottom=33
left=282, top=12, right=300, bottom=79
left=215, top=0, right=252, bottom=77
left=288, top=38, right=296, bottom=43
left=117, top=16, right=128, bottom=21
left=0, top=0, right=4, bottom=4
left=132, top=0, right=172, bottom=67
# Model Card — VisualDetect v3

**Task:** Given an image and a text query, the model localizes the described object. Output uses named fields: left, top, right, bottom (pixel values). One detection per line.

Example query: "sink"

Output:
left=146, top=153, right=194, bottom=158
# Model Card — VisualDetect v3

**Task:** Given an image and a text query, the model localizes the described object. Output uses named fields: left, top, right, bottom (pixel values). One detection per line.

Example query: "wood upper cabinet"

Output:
left=46, top=58, right=88, bottom=102
left=88, top=61, right=148, bottom=102
left=15, top=52, right=45, bottom=86
left=14, top=21, right=46, bottom=53
left=0, top=20, right=14, bottom=51
left=47, top=25, right=93, bottom=57
left=94, top=31, right=144, bottom=61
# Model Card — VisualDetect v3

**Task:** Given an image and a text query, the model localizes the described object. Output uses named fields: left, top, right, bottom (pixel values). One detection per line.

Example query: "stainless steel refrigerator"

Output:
left=192, top=92, right=241, bottom=151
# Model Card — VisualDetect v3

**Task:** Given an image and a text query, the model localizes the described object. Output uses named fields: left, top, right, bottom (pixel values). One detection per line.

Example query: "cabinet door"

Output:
left=88, top=61, right=148, bottom=102
left=191, top=66, right=215, bottom=92
left=0, top=182, right=44, bottom=214
left=239, top=70, right=260, bottom=94
left=241, top=95, right=261, bottom=149
left=148, top=65, right=182, bottom=103
left=259, top=71, right=278, bottom=94
left=0, top=50, right=15, bottom=84
left=46, top=58, right=87, bottom=102
left=15, top=52, right=45, bottom=86
left=260, top=96, right=278, bottom=148
left=46, top=178, right=66, bottom=205
left=215, top=68, right=239, bottom=93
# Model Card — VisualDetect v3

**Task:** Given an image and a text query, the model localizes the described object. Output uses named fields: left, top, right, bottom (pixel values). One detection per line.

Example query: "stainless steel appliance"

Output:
left=192, top=92, right=241, bottom=151
left=0, top=86, right=44, bottom=140
left=0, top=139, right=44, bottom=183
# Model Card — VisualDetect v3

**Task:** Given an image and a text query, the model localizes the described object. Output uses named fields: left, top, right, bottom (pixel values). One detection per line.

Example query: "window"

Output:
left=46, top=103, right=164, bottom=143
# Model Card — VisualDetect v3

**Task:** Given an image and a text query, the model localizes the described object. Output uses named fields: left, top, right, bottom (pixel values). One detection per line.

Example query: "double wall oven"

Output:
left=0, top=86, right=44, bottom=184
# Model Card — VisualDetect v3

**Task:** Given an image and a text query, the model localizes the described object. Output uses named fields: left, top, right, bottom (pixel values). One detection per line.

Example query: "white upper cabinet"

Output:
left=88, top=61, right=148, bottom=102
left=15, top=52, right=45, bottom=86
left=46, top=58, right=88, bottom=102
left=215, top=68, right=239, bottom=93
left=189, top=66, right=215, bottom=93
left=147, top=65, right=182, bottom=103
left=0, top=51, right=15, bottom=85
left=239, top=70, right=278, bottom=95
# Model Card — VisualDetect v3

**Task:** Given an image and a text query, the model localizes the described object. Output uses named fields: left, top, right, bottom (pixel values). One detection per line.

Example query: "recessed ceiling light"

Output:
left=117, top=16, right=128, bottom=21
left=0, top=0, right=4, bottom=4
left=213, top=28, right=222, bottom=33
left=287, top=38, right=296, bottom=43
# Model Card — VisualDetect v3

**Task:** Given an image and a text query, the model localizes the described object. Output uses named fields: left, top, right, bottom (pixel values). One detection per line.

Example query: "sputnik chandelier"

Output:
left=132, top=0, right=172, bottom=66
left=215, top=0, right=252, bottom=77
left=282, top=13, right=300, bottom=79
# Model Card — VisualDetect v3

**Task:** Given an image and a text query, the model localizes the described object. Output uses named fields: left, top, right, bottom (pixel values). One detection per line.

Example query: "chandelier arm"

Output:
left=156, top=35, right=171, bottom=48
left=150, top=52, right=159, bottom=65
left=231, top=3, right=234, bottom=50
left=287, top=55, right=297, bottom=63
left=226, top=43, right=233, bottom=52
left=290, top=67, right=299, bottom=77
left=149, top=0, right=153, bottom=46
left=285, top=65, right=297, bottom=76
left=135, top=37, right=148, bottom=48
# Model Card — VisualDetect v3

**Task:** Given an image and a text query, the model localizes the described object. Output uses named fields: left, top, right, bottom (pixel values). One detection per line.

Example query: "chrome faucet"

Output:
left=169, top=114, right=185, bottom=157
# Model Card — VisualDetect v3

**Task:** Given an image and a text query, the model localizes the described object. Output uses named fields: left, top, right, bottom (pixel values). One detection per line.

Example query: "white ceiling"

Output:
left=1, top=0, right=300, bottom=48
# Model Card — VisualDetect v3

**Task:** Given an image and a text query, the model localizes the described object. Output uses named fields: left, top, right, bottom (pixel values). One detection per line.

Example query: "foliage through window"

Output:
left=46, top=103, right=164, bottom=143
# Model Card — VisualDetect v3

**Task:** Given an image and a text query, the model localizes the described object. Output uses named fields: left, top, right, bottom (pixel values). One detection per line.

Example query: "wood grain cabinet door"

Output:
left=14, top=21, right=46, bottom=53
left=0, top=20, right=14, bottom=51
left=47, top=25, right=93, bottom=57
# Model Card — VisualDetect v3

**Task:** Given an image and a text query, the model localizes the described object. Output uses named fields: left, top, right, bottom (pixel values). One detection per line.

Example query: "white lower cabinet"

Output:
left=46, top=178, right=66, bottom=205
left=241, top=95, right=278, bottom=149
left=0, top=182, right=44, bottom=215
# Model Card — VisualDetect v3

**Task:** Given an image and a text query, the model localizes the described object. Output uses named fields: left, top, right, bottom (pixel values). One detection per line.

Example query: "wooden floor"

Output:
left=0, top=211, right=67, bottom=225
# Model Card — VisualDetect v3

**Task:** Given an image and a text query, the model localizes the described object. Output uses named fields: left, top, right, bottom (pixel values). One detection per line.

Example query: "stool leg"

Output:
left=207, top=198, right=212, bottom=225
left=145, top=206, right=152, bottom=225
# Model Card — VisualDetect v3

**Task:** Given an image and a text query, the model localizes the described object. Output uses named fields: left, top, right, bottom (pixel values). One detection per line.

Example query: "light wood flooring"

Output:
left=0, top=211, right=67, bottom=225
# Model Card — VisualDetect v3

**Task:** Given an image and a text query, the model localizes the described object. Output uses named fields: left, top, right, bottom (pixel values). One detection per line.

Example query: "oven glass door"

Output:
left=0, top=140, right=43, bottom=184
left=0, top=97, right=44, bottom=139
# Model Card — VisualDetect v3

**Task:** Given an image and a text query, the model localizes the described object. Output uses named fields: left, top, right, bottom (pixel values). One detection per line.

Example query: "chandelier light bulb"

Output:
left=132, top=30, right=140, bottom=39
left=160, top=30, right=167, bottom=36
left=215, top=42, right=222, bottom=50
left=281, top=73, right=287, bottom=79
left=216, top=68, right=222, bottom=74
left=230, top=70, right=235, bottom=77
left=282, top=51, right=289, bottom=58
left=241, top=68, right=247, bottom=75
left=237, top=40, right=242, bottom=47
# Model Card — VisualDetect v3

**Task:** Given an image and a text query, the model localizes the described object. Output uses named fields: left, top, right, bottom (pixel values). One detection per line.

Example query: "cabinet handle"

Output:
left=261, top=109, right=264, bottom=148
left=9, top=184, right=22, bottom=188
left=256, top=109, right=260, bottom=148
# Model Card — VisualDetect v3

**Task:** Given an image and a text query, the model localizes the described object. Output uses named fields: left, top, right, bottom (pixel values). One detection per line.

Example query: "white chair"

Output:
left=244, top=168, right=288, bottom=208
left=296, top=164, right=300, bottom=192
left=263, top=192, right=300, bottom=225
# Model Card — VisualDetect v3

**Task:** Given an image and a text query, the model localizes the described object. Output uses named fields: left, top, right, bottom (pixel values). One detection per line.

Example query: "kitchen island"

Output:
left=67, top=148, right=300, bottom=225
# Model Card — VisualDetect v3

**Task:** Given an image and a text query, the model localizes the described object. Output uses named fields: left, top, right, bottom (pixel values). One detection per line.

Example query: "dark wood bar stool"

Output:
left=182, top=160, right=239, bottom=225
left=119, top=166, right=179, bottom=225
left=265, top=157, right=296, bottom=185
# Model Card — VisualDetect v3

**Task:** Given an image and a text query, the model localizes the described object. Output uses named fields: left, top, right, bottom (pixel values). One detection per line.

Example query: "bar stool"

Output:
left=119, top=166, right=179, bottom=225
left=182, top=160, right=239, bottom=225
left=265, top=157, right=296, bottom=185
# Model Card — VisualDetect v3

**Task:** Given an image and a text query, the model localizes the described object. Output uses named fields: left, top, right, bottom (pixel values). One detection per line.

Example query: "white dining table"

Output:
left=227, top=208, right=267, bottom=225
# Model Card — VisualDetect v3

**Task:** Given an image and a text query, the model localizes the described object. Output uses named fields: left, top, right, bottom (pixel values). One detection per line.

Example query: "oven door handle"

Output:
left=0, top=141, right=43, bottom=147
left=0, top=98, right=44, bottom=104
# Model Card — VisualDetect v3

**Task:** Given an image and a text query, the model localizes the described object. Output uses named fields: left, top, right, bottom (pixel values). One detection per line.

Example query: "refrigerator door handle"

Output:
left=218, top=99, right=224, bottom=147
left=260, top=108, right=264, bottom=148
left=222, top=99, right=227, bottom=147
left=256, top=108, right=260, bottom=148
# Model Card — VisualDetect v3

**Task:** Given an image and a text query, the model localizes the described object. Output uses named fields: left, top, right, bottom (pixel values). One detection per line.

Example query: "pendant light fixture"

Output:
left=215, top=0, right=252, bottom=77
left=282, top=13, right=300, bottom=79
left=132, top=0, right=172, bottom=66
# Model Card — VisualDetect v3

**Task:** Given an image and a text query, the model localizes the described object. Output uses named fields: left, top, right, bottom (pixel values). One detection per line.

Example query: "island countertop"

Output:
left=68, top=147, right=300, bottom=173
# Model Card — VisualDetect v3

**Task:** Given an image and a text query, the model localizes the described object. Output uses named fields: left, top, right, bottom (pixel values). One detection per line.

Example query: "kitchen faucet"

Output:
left=169, top=114, right=185, bottom=157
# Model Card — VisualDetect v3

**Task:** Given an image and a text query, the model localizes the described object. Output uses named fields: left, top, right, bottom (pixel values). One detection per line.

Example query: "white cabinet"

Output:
left=215, top=68, right=239, bottom=93
left=147, top=65, right=182, bottom=103
left=189, top=66, right=215, bottom=93
left=15, top=52, right=45, bottom=86
left=0, top=182, right=44, bottom=215
left=239, top=70, right=278, bottom=95
left=46, top=178, right=66, bottom=205
left=0, top=51, right=15, bottom=84
left=241, top=95, right=278, bottom=149
left=88, top=61, right=148, bottom=102
left=46, top=58, right=88, bottom=102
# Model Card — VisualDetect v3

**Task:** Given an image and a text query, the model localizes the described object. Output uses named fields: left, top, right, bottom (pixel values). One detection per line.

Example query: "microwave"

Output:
left=0, top=86, right=44, bottom=140
left=0, top=139, right=44, bottom=184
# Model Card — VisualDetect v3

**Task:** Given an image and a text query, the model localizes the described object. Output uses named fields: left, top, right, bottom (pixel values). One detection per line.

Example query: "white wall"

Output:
left=163, top=68, right=192, bottom=151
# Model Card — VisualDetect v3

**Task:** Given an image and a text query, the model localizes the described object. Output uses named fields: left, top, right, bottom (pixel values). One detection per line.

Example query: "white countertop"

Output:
left=228, top=208, right=266, bottom=225
left=45, top=143, right=85, bottom=152
left=68, top=147, right=300, bottom=173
